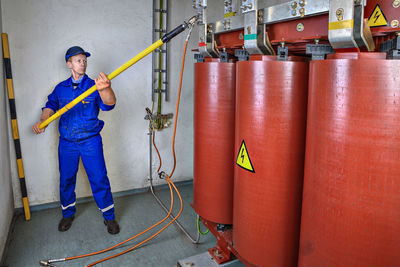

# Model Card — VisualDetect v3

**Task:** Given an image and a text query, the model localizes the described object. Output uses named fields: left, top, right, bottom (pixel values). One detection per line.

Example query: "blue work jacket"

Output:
left=44, top=74, right=115, bottom=141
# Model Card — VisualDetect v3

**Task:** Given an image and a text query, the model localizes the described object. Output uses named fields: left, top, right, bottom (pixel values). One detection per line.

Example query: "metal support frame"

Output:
left=145, top=108, right=200, bottom=244
left=152, top=0, right=169, bottom=102
left=178, top=252, right=244, bottom=267
left=198, top=0, right=378, bottom=55
left=215, top=0, right=330, bottom=34
left=199, top=217, right=255, bottom=266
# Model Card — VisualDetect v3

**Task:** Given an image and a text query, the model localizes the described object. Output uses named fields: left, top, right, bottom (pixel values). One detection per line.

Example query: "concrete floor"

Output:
left=2, top=183, right=216, bottom=267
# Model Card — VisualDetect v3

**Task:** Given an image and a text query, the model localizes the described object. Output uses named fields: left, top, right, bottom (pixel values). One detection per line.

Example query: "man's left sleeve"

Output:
left=98, top=96, right=115, bottom=111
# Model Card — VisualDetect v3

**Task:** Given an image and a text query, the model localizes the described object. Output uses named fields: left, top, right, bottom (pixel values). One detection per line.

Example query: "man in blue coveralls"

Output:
left=32, top=46, right=120, bottom=234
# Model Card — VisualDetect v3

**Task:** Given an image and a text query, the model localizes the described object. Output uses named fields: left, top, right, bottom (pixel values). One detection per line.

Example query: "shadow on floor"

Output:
left=3, top=183, right=216, bottom=267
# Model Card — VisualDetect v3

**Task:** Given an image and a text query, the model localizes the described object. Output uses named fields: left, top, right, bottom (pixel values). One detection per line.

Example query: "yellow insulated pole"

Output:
left=39, top=39, right=164, bottom=129
left=2, top=33, right=31, bottom=221
left=38, top=15, right=196, bottom=130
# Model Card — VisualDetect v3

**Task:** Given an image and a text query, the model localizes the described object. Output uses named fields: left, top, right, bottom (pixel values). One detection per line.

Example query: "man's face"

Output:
left=67, top=54, right=87, bottom=76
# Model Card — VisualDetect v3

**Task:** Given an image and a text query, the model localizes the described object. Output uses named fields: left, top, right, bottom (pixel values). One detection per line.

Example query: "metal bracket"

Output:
left=154, top=69, right=166, bottom=73
left=194, top=53, right=205, bottom=62
left=235, top=49, right=249, bottom=61
left=306, top=43, right=335, bottom=60
left=243, top=2, right=273, bottom=55
left=195, top=0, right=218, bottom=58
left=219, top=51, right=234, bottom=62
left=154, top=29, right=167, bottom=33
left=261, top=0, right=329, bottom=24
left=391, top=51, right=400, bottom=59
left=240, top=0, right=256, bottom=14
left=144, top=112, right=173, bottom=121
left=199, top=23, right=219, bottom=57
left=215, top=0, right=330, bottom=34
left=380, top=35, right=400, bottom=59
left=154, top=9, right=167, bottom=13
left=217, top=223, right=230, bottom=232
left=353, top=1, right=369, bottom=49
left=277, top=45, right=288, bottom=61
left=194, top=0, right=207, bottom=25
left=158, top=171, right=167, bottom=179
left=153, top=89, right=167, bottom=93
left=224, top=0, right=238, bottom=17
left=328, top=0, right=369, bottom=50
left=155, top=49, right=167, bottom=53
left=177, top=252, right=242, bottom=267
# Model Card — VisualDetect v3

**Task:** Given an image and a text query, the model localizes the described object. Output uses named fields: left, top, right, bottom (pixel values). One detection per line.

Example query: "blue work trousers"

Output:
left=58, top=134, right=115, bottom=220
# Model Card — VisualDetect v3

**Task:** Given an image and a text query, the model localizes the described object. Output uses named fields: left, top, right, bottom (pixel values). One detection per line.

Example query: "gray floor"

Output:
left=2, top=183, right=216, bottom=267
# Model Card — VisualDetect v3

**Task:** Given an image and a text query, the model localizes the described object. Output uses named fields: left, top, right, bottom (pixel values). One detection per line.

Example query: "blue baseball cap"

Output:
left=65, top=46, right=91, bottom=62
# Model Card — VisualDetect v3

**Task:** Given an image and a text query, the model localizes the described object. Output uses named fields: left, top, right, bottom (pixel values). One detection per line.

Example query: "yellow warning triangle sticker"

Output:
left=236, top=140, right=255, bottom=173
left=368, top=4, right=388, bottom=28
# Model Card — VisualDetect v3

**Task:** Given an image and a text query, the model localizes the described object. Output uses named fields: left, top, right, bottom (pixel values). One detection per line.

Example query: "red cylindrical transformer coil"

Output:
left=233, top=56, right=309, bottom=266
left=193, top=61, right=236, bottom=224
left=299, top=53, right=400, bottom=266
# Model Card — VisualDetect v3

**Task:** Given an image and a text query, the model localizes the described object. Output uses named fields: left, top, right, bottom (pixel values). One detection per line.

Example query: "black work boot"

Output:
left=104, top=219, right=120, bottom=234
left=58, top=215, right=74, bottom=232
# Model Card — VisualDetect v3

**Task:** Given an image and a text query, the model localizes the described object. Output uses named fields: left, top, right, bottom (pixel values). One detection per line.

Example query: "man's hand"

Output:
left=32, top=108, right=54, bottom=134
left=95, top=72, right=116, bottom=105
left=95, top=72, right=111, bottom=91
left=32, top=121, right=46, bottom=134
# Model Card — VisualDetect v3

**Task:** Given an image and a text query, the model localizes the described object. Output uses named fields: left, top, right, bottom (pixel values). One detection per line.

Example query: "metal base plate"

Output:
left=177, top=252, right=244, bottom=267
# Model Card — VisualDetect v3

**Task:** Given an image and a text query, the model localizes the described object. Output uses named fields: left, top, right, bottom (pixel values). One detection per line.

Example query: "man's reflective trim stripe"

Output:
left=100, top=204, right=114, bottom=213
left=61, top=202, right=76, bottom=210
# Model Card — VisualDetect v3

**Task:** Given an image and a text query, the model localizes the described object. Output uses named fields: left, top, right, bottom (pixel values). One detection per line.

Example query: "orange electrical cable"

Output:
left=153, top=130, right=162, bottom=173
left=62, top=176, right=174, bottom=262
left=86, top=176, right=183, bottom=266
left=169, top=40, right=188, bottom=178
left=86, top=37, right=190, bottom=267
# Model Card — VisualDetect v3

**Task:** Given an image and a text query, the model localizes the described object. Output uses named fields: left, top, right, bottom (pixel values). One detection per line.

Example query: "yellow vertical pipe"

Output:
left=39, top=39, right=164, bottom=129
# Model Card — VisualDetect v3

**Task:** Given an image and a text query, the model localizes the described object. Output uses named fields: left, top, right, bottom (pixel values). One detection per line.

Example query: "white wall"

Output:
left=1, top=0, right=224, bottom=208
left=0, top=0, right=14, bottom=258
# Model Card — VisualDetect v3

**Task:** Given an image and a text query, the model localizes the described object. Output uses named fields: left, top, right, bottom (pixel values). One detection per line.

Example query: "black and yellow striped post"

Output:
left=2, top=33, right=31, bottom=221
